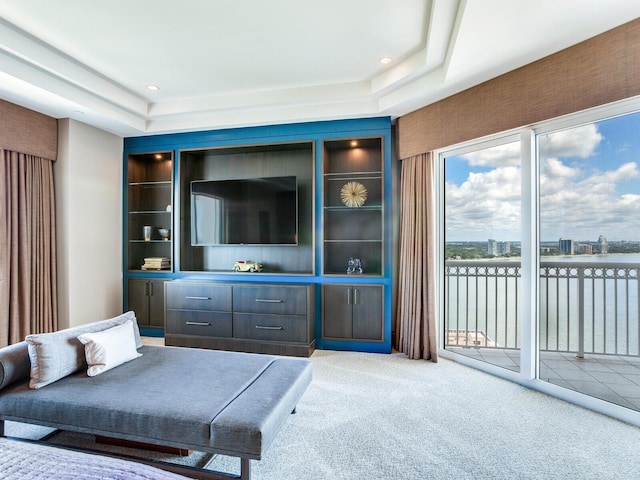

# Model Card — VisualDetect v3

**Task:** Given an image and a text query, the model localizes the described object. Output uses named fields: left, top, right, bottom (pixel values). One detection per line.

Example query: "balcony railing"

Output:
left=445, top=259, right=640, bottom=357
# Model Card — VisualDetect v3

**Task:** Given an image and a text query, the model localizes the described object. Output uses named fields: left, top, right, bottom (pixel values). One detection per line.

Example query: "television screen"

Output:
left=191, top=176, right=298, bottom=245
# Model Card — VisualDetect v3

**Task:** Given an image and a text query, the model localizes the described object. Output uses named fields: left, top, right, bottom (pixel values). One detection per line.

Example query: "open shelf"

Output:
left=126, top=152, right=173, bottom=271
left=322, top=137, right=383, bottom=277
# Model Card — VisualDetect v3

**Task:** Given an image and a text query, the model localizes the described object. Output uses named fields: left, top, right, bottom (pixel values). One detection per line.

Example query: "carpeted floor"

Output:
left=6, top=350, right=640, bottom=479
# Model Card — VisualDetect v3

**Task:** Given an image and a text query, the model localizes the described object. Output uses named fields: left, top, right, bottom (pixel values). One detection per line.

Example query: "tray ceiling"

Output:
left=0, top=0, right=639, bottom=136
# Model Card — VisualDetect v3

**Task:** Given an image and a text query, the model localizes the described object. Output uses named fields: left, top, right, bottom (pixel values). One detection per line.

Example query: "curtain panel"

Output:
left=0, top=149, right=58, bottom=347
left=394, top=152, right=438, bottom=361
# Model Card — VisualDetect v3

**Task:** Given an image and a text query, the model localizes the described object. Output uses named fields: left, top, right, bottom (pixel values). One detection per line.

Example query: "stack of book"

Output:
left=141, top=257, right=170, bottom=270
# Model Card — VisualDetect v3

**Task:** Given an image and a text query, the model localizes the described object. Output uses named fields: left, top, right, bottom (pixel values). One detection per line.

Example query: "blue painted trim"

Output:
left=317, top=339, right=391, bottom=354
left=124, top=117, right=391, bottom=151
left=140, top=327, right=164, bottom=338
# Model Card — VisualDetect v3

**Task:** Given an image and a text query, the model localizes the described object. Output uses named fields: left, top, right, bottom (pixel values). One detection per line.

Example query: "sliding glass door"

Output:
left=443, top=138, right=521, bottom=372
left=441, top=104, right=640, bottom=415
left=538, top=113, right=640, bottom=410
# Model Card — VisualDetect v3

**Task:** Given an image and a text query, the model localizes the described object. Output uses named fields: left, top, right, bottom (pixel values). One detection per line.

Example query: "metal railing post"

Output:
left=577, top=268, right=585, bottom=359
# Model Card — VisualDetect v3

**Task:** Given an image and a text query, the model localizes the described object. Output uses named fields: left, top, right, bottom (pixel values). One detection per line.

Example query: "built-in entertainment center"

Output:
left=123, top=118, right=393, bottom=356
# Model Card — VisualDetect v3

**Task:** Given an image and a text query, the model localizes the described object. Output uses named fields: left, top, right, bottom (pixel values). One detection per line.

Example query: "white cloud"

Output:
left=539, top=123, right=602, bottom=159
left=446, top=120, right=640, bottom=242
left=542, top=158, right=579, bottom=179
left=460, top=142, right=520, bottom=167
left=540, top=161, right=640, bottom=240
left=445, top=165, right=521, bottom=240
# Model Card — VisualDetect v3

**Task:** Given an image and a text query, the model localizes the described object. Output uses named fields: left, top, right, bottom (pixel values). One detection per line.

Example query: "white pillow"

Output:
left=77, top=320, right=142, bottom=377
left=26, top=311, right=141, bottom=389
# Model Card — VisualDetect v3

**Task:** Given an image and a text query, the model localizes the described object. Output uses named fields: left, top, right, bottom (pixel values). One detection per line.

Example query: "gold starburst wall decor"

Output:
left=340, top=181, right=367, bottom=207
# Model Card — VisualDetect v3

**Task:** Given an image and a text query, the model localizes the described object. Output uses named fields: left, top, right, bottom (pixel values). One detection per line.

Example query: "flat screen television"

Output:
left=190, top=176, right=298, bottom=245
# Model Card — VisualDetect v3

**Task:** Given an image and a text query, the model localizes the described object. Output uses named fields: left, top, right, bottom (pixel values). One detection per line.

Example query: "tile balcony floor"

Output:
left=447, top=347, right=640, bottom=411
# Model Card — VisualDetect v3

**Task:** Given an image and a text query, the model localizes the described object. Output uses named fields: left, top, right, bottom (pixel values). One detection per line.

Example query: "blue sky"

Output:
left=445, top=111, right=640, bottom=242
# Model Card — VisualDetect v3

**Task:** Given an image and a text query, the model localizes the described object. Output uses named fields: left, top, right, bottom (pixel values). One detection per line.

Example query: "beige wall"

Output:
left=397, top=18, right=640, bottom=159
left=56, top=119, right=123, bottom=328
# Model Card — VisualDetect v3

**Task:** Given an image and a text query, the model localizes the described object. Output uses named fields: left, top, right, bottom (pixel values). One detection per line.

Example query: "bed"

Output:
left=0, top=312, right=312, bottom=480
left=0, top=436, right=199, bottom=479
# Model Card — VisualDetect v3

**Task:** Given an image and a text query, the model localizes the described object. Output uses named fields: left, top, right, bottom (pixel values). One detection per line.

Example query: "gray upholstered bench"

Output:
left=0, top=315, right=312, bottom=480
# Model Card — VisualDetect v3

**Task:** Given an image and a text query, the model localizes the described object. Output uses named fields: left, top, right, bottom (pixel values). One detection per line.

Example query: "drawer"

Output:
left=233, top=286, right=307, bottom=315
left=233, top=313, right=308, bottom=343
left=166, top=283, right=232, bottom=311
left=166, top=310, right=232, bottom=337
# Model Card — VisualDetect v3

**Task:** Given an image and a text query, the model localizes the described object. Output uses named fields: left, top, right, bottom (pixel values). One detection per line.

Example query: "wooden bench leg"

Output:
left=240, top=458, right=251, bottom=480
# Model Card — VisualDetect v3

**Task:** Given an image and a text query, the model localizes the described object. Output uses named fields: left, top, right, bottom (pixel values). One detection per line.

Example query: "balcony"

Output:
left=445, top=258, right=640, bottom=411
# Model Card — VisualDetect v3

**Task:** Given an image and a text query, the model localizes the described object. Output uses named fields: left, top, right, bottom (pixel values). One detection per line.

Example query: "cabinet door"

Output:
left=352, top=285, right=383, bottom=340
left=127, top=278, right=150, bottom=326
left=148, top=279, right=166, bottom=328
left=322, top=285, right=352, bottom=339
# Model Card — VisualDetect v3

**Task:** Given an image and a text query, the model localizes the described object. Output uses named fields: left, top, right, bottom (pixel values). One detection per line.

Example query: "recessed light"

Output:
left=379, top=57, right=392, bottom=65
left=147, top=84, right=160, bottom=91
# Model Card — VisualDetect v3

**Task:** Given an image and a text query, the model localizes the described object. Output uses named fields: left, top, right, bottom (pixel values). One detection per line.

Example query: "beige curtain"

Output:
left=0, top=149, right=57, bottom=347
left=395, top=152, right=438, bottom=361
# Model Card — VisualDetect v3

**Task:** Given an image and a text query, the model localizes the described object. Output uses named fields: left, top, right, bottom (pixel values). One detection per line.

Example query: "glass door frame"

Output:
left=436, top=96, right=640, bottom=427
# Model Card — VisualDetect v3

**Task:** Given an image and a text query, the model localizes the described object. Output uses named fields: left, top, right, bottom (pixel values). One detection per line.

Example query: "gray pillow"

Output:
left=0, top=341, right=30, bottom=391
left=25, top=311, right=142, bottom=389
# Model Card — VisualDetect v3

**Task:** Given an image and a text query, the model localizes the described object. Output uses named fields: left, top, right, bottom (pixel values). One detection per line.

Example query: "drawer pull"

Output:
left=185, top=321, right=211, bottom=326
left=254, top=298, right=283, bottom=303
left=185, top=296, right=211, bottom=300
left=255, top=325, right=283, bottom=330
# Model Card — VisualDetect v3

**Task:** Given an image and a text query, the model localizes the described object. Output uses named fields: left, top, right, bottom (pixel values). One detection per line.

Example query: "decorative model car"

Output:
left=233, top=260, right=263, bottom=272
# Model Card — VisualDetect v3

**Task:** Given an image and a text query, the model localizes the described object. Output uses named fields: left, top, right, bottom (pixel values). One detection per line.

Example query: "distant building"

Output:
left=598, top=235, right=608, bottom=254
left=559, top=238, right=574, bottom=255
left=576, top=243, right=593, bottom=254
left=497, top=241, right=511, bottom=255
left=488, top=239, right=510, bottom=256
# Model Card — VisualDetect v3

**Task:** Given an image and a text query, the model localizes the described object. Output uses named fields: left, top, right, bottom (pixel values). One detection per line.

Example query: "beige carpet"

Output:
left=7, top=350, right=640, bottom=479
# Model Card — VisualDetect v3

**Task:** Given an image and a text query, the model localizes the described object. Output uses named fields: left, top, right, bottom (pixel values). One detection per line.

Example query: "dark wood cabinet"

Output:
left=127, top=278, right=166, bottom=329
left=165, top=281, right=315, bottom=357
left=322, top=284, right=383, bottom=341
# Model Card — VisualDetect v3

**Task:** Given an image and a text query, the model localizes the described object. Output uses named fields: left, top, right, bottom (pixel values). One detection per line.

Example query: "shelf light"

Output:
left=350, top=140, right=358, bottom=148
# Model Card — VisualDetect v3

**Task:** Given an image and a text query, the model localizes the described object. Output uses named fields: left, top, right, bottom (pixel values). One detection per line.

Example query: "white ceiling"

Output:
left=0, top=0, right=639, bottom=138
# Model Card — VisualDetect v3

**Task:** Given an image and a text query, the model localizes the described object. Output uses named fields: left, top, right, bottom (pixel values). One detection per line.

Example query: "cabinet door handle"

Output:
left=347, top=288, right=351, bottom=305
left=255, top=325, right=283, bottom=330
left=353, top=288, right=358, bottom=305
left=149, top=282, right=154, bottom=296
left=254, top=299, right=283, bottom=303
left=185, top=321, right=211, bottom=326
left=185, top=296, right=210, bottom=300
